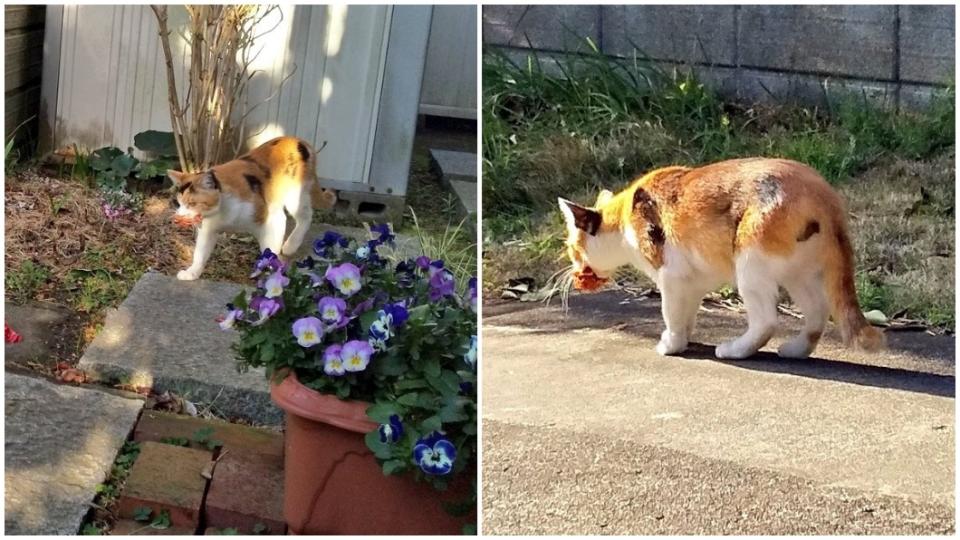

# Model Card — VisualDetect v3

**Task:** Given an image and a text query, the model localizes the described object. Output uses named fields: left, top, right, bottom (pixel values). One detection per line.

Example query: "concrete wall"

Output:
left=483, top=5, right=954, bottom=109
left=5, top=5, right=46, bottom=143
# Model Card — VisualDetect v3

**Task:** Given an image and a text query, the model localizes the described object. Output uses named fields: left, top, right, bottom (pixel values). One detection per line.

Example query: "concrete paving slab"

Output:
left=449, top=180, right=477, bottom=215
left=77, top=272, right=282, bottom=425
left=481, top=291, right=955, bottom=534
left=429, top=149, right=477, bottom=183
left=5, top=302, right=72, bottom=367
left=5, top=373, right=144, bottom=535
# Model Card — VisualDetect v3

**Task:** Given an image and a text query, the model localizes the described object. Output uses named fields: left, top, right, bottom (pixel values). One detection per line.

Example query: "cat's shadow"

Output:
left=672, top=342, right=954, bottom=398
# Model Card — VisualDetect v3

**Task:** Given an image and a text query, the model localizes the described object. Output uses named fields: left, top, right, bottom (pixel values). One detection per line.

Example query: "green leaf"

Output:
left=366, top=402, right=401, bottom=423
left=192, top=426, right=214, bottom=444
left=90, top=147, right=123, bottom=171
left=397, top=393, right=419, bottom=406
left=364, top=430, right=393, bottom=459
left=133, top=506, right=152, bottom=522
left=150, top=510, right=171, bottom=530
left=81, top=524, right=102, bottom=535
left=110, top=153, right=139, bottom=177
left=134, top=130, right=178, bottom=156
left=382, top=459, right=407, bottom=476
left=423, top=356, right=441, bottom=378
left=252, top=523, right=268, bottom=535
left=421, top=415, right=442, bottom=433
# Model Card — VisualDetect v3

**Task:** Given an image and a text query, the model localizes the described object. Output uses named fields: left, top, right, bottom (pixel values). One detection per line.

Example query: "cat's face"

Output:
left=558, top=190, right=615, bottom=291
left=168, top=170, right=222, bottom=218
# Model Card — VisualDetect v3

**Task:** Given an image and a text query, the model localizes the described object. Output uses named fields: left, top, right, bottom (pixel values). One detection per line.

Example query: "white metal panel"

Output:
left=46, top=5, right=394, bottom=186
left=419, top=5, right=477, bottom=119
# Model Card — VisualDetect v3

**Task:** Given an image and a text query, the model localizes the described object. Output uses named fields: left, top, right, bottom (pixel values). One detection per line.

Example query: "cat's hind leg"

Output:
left=281, top=188, right=313, bottom=257
left=715, top=249, right=779, bottom=359
left=778, top=273, right=828, bottom=358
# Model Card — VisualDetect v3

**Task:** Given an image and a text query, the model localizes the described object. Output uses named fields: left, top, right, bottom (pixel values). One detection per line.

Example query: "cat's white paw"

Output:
left=655, top=330, right=687, bottom=356
left=177, top=268, right=201, bottom=281
left=715, top=340, right=755, bottom=359
left=777, top=338, right=813, bottom=359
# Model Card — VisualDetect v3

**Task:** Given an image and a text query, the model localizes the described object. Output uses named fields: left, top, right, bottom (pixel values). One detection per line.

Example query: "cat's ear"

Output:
left=558, top=198, right=601, bottom=236
left=594, top=189, right=614, bottom=207
left=199, top=171, right=221, bottom=190
left=167, top=170, right=185, bottom=185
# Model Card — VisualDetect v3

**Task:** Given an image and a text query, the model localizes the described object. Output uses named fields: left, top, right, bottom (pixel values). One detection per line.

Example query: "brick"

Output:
left=204, top=451, right=286, bottom=534
left=110, top=519, right=195, bottom=535
left=118, top=442, right=212, bottom=529
left=134, top=410, right=283, bottom=459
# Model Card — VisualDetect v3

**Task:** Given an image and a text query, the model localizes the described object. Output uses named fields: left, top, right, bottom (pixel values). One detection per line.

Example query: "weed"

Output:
left=85, top=440, right=141, bottom=533
left=192, top=426, right=223, bottom=450
left=6, top=260, right=50, bottom=303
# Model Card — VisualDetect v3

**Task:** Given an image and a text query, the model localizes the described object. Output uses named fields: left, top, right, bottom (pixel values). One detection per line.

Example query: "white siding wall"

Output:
left=420, top=5, right=477, bottom=119
left=46, top=5, right=395, bottom=186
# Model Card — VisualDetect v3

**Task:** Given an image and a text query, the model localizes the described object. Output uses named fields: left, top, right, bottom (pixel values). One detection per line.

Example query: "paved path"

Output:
left=5, top=373, right=143, bottom=534
left=482, top=291, right=954, bottom=535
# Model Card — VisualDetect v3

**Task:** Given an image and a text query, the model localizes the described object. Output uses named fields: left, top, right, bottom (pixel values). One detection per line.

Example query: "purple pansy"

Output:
left=325, top=263, right=362, bottom=296
left=292, top=317, right=324, bottom=347
left=383, top=303, right=409, bottom=327
left=467, top=277, right=477, bottom=312
left=249, top=296, right=283, bottom=325
left=428, top=268, right=456, bottom=302
left=317, top=296, right=347, bottom=328
left=263, top=272, right=290, bottom=298
left=313, top=231, right=349, bottom=257
left=413, top=432, right=457, bottom=475
left=322, top=344, right=345, bottom=376
left=251, top=248, right=283, bottom=278
left=415, top=256, right=431, bottom=270
left=341, top=340, right=373, bottom=372
left=370, top=223, right=395, bottom=244
left=217, top=304, right=244, bottom=331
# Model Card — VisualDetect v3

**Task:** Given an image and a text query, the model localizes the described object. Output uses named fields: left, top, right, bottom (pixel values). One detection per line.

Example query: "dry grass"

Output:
left=5, top=169, right=254, bottom=312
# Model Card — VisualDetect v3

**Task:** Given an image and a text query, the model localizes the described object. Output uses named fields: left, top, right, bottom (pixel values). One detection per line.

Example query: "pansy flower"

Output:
left=464, top=335, right=477, bottom=369
left=296, top=256, right=316, bottom=269
left=395, top=260, right=416, bottom=288
left=383, top=303, right=409, bottom=327
left=370, top=223, right=395, bottom=245
left=217, top=304, right=244, bottom=330
left=263, top=272, right=290, bottom=298
left=322, top=344, right=345, bottom=376
left=325, top=263, right=362, bottom=296
left=249, top=296, right=282, bottom=325
left=313, top=231, right=349, bottom=257
left=251, top=248, right=283, bottom=278
left=317, top=296, right=347, bottom=328
left=292, top=317, right=324, bottom=347
left=378, top=415, right=404, bottom=444
left=413, top=432, right=457, bottom=476
left=415, top=255, right=431, bottom=270
left=341, top=340, right=373, bottom=372
left=428, top=268, right=456, bottom=302
left=466, top=277, right=477, bottom=312
left=356, top=245, right=371, bottom=259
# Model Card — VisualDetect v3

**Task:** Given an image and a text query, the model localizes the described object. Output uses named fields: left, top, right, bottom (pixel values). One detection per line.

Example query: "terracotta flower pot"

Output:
left=271, top=373, right=474, bottom=535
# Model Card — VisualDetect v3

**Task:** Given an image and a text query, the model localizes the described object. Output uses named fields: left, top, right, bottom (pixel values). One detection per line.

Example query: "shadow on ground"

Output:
left=484, top=290, right=955, bottom=398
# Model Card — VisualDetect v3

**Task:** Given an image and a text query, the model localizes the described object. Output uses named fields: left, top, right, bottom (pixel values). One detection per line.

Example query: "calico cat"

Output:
left=559, top=157, right=885, bottom=359
left=168, top=136, right=337, bottom=280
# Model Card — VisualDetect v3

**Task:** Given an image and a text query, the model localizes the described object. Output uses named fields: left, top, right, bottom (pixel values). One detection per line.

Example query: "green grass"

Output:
left=6, top=260, right=51, bottom=304
left=483, top=42, right=955, bottom=330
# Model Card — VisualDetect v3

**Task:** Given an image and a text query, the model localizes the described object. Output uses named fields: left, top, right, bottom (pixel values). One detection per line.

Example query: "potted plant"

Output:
left=220, top=224, right=477, bottom=535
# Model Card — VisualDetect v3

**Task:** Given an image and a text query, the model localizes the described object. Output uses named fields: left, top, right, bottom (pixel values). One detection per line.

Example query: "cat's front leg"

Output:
left=178, top=222, right=218, bottom=281
left=655, top=276, right=698, bottom=356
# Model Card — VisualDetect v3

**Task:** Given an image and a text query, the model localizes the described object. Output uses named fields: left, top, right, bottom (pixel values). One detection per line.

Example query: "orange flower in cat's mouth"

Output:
left=573, top=267, right=608, bottom=291
left=172, top=214, right=202, bottom=228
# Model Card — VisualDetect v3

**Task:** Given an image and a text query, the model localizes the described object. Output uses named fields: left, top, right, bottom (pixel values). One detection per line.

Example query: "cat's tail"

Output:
left=822, top=216, right=886, bottom=352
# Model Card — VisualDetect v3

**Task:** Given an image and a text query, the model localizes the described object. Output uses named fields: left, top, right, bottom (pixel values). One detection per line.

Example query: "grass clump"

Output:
left=483, top=42, right=955, bottom=330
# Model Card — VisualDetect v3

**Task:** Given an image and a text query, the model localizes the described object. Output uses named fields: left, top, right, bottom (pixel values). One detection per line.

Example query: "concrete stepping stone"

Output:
left=77, top=272, right=283, bottom=426
left=134, top=410, right=283, bottom=459
left=4, top=373, right=143, bottom=535
left=118, top=441, right=211, bottom=530
left=4, top=302, right=72, bottom=368
left=204, top=451, right=285, bottom=534
left=430, top=148, right=477, bottom=183
left=429, top=149, right=477, bottom=217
